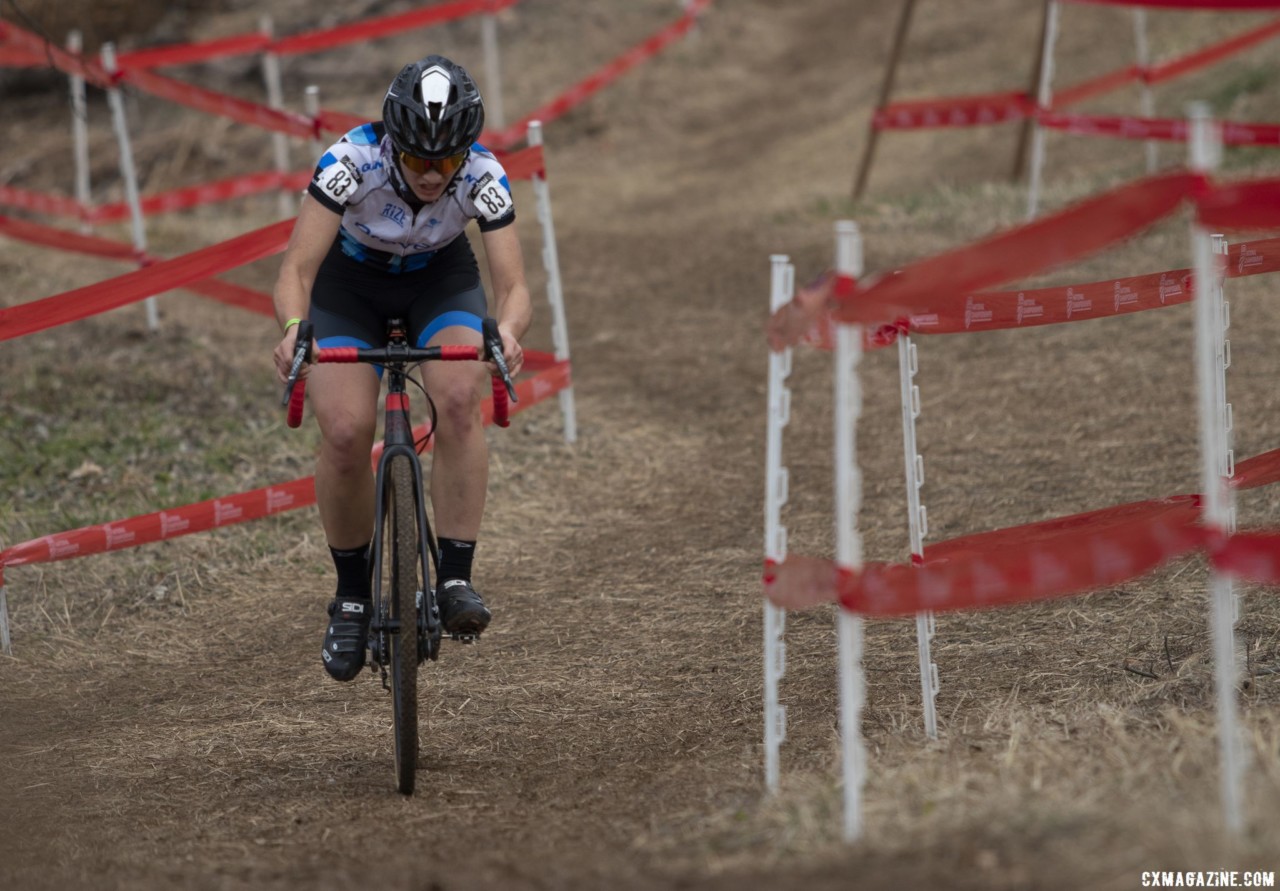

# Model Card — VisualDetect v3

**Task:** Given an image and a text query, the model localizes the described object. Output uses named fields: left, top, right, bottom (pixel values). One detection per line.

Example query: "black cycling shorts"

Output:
left=309, top=234, right=488, bottom=350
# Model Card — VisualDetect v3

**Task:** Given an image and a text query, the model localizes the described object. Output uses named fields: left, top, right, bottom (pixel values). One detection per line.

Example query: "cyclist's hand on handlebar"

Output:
left=487, top=322, right=524, bottom=379
left=273, top=326, right=311, bottom=385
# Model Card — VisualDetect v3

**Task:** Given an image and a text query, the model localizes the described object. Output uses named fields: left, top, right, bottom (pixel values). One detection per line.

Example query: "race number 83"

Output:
left=475, top=180, right=511, bottom=221
left=320, top=166, right=357, bottom=203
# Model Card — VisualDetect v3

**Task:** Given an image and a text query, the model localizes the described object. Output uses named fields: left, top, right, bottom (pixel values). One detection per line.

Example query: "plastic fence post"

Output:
left=67, top=30, right=92, bottom=234
left=1210, top=234, right=1235, bottom=529
left=527, top=121, right=577, bottom=444
left=303, top=85, right=323, bottom=215
left=304, top=85, right=324, bottom=157
left=1026, top=0, right=1060, bottom=220
left=764, top=254, right=794, bottom=794
left=1189, top=102, right=1246, bottom=836
left=1211, top=232, right=1247, bottom=681
left=101, top=42, right=158, bottom=331
left=1133, top=9, right=1159, bottom=173
left=259, top=16, right=293, bottom=220
left=833, top=220, right=866, bottom=843
left=898, top=333, right=938, bottom=740
left=481, top=10, right=506, bottom=132
left=1012, top=0, right=1052, bottom=182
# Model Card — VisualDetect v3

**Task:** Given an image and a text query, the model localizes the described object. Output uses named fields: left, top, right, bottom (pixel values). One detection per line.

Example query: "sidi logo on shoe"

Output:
left=442, top=579, right=469, bottom=589
left=341, top=601, right=366, bottom=613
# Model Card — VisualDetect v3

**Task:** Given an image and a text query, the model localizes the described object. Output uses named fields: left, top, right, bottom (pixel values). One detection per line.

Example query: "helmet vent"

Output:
left=419, top=66, right=453, bottom=122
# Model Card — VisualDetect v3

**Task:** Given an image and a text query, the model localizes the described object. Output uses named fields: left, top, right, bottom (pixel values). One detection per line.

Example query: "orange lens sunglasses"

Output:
left=399, top=150, right=468, bottom=176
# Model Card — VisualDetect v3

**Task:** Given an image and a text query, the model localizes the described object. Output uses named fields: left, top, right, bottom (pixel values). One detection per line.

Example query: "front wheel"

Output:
left=384, top=454, right=420, bottom=795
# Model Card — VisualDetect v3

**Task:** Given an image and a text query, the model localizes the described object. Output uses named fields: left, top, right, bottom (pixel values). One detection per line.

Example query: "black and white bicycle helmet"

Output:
left=382, top=55, right=485, bottom=159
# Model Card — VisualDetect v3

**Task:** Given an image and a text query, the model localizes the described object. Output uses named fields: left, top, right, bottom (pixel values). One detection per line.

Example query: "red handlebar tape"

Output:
left=490, top=377, right=510, bottom=428
left=306, top=344, right=505, bottom=425
left=286, top=378, right=307, bottom=428
left=315, top=347, right=359, bottom=363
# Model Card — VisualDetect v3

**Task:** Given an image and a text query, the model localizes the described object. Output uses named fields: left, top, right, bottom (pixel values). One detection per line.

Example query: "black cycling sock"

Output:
left=438, top=537, right=476, bottom=582
left=330, top=543, right=371, bottom=599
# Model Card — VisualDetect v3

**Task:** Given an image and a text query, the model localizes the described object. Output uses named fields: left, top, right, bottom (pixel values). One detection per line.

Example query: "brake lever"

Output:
left=482, top=317, right=518, bottom=404
left=280, top=320, right=315, bottom=406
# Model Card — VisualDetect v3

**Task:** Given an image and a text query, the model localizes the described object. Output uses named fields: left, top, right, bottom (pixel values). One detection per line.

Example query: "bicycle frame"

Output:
left=368, top=359, right=441, bottom=664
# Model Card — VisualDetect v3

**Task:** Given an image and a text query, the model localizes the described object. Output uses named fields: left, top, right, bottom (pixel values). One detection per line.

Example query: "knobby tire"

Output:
left=386, top=455, right=420, bottom=795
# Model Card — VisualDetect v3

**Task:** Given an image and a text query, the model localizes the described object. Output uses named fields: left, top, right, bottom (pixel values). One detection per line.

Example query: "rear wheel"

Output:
left=385, top=455, right=420, bottom=795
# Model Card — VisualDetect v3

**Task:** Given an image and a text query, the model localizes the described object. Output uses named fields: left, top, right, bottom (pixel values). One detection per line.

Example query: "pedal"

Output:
left=450, top=632, right=481, bottom=644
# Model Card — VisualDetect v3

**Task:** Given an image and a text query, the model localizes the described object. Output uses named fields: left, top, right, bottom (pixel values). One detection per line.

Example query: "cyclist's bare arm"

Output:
left=272, top=195, right=342, bottom=383
left=765, top=269, right=835, bottom=353
left=480, top=223, right=532, bottom=379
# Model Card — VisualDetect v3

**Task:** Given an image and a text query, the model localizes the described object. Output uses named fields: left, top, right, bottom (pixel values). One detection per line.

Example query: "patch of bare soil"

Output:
left=3, top=1, right=1280, bottom=889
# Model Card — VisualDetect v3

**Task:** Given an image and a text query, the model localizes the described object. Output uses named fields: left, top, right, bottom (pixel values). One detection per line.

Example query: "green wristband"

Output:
left=284, top=317, right=302, bottom=333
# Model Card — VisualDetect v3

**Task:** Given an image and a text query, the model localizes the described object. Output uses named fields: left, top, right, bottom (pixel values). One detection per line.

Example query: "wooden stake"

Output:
left=851, top=0, right=917, bottom=202
left=1012, top=0, right=1052, bottom=181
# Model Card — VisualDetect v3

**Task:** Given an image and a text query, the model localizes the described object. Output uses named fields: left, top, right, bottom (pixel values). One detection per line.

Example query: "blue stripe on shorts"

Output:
left=416, top=310, right=483, bottom=348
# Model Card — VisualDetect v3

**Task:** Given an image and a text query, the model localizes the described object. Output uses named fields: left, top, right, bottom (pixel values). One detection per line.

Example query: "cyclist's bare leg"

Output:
left=421, top=325, right=488, bottom=541
left=310, top=362, right=381, bottom=549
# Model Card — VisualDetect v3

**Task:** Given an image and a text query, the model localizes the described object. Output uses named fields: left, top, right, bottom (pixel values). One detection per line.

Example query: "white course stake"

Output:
left=763, top=254, right=795, bottom=793
left=481, top=12, right=506, bottom=132
left=1188, top=102, right=1246, bottom=835
left=259, top=17, right=294, bottom=220
left=67, top=30, right=93, bottom=234
left=101, top=43, right=158, bottom=331
left=833, top=220, right=867, bottom=843
left=527, top=121, right=578, bottom=443
left=898, top=333, right=938, bottom=739
left=304, top=84, right=324, bottom=215
left=1210, top=234, right=1236, bottom=529
left=304, top=85, right=325, bottom=160
left=1132, top=9, right=1159, bottom=173
left=1210, top=233, right=1244, bottom=659
left=1026, top=0, right=1061, bottom=220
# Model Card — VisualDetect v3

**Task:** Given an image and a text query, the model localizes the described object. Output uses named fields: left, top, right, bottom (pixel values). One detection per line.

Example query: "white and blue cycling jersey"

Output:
left=307, top=122, right=516, bottom=275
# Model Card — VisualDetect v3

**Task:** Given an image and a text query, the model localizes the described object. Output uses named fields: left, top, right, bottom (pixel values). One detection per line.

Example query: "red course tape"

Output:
left=870, top=16, right=1280, bottom=131
left=1213, top=534, right=1280, bottom=584
left=1147, top=17, right=1280, bottom=85
left=832, top=172, right=1201, bottom=325
left=270, top=0, right=517, bottom=56
left=874, top=91, right=1033, bottom=130
left=1198, top=178, right=1280, bottom=231
left=484, top=0, right=711, bottom=150
left=1232, top=448, right=1280, bottom=491
left=765, top=497, right=1206, bottom=615
left=0, top=219, right=293, bottom=342
left=0, top=478, right=317, bottom=571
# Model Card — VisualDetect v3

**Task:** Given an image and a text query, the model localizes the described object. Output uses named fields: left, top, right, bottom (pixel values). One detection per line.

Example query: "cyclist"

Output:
left=271, top=54, right=532, bottom=682
left=766, top=269, right=834, bottom=352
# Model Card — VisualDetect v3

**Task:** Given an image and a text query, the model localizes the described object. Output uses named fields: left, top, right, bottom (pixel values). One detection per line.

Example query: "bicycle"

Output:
left=281, top=316, right=517, bottom=795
